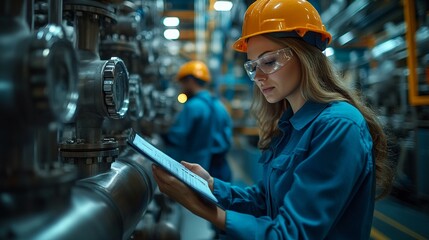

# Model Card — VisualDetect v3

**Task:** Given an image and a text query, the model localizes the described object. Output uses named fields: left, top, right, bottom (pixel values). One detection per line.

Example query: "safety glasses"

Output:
left=244, top=47, right=293, bottom=81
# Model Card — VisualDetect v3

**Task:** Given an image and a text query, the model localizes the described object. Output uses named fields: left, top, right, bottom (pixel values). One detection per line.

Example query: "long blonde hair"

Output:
left=250, top=35, right=394, bottom=198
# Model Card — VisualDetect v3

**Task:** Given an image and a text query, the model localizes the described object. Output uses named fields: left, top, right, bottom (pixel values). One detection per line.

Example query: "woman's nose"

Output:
left=254, top=67, right=267, bottom=82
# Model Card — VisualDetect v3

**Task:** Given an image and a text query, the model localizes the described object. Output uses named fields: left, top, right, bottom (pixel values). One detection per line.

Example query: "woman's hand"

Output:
left=180, top=161, right=214, bottom=191
left=151, top=162, right=225, bottom=231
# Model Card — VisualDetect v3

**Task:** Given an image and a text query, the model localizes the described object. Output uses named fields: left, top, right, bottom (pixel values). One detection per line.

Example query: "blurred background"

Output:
left=0, top=0, right=428, bottom=239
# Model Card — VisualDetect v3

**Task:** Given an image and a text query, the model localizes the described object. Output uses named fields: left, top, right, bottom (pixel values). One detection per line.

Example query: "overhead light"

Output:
left=324, top=47, right=335, bottom=57
left=177, top=93, right=188, bottom=104
left=163, top=29, right=180, bottom=40
left=338, top=31, right=354, bottom=45
left=163, top=17, right=180, bottom=27
left=371, top=37, right=404, bottom=59
left=214, top=1, right=233, bottom=11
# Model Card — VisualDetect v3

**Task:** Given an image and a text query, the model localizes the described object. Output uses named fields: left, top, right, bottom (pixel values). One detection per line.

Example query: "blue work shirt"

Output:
left=164, top=90, right=232, bottom=170
left=213, top=101, right=375, bottom=239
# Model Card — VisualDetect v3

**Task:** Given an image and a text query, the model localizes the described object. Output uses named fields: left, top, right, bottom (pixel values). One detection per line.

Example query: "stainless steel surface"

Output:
left=2, top=1, right=158, bottom=238
left=127, top=74, right=144, bottom=121
left=26, top=0, right=35, bottom=31
left=72, top=57, right=129, bottom=121
left=118, top=1, right=137, bottom=15
left=30, top=24, right=79, bottom=123
left=59, top=0, right=132, bottom=178
left=2, top=153, right=156, bottom=240
left=71, top=154, right=156, bottom=240
left=59, top=138, right=119, bottom=178
left=48, top=0, right=62, bottom=25
left=0, top=1, right=78, bottom=238
left=98, top=0, right=148, bottom=144
left=74, top=12, right=101, bottom=59
left=103, top=57, right=130, bottom=119
left=0, top=3, right=78, bottom=126
left=59, top=56, right=129, bottom=179
left=63, top=0, right=117, bottom=60
left=63, top=0, right=117, bottom=21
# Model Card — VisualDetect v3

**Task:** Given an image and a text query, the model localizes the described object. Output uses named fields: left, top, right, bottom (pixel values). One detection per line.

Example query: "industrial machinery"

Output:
left=0, top=0, right=173, bottom=239
left=4, top=0, right=427, bottom=239
left=57, top=0, right=130, bottom=178
left=0, top=0, right=80, bottom=237
left=318, top=0, right=429, bottom=204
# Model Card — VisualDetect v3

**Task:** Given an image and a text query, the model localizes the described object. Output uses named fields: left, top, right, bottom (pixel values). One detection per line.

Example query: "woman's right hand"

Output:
left=181, top=161, right=214, bottom=192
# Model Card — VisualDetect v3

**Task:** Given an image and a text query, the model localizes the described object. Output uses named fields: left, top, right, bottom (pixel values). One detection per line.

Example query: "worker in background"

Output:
left=162, top=60, right=233, bottom=182
left=153, top=0, right=395, bottom=239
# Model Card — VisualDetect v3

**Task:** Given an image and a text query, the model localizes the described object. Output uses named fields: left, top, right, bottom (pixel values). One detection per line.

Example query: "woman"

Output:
left=152, top=0, right=394, bottom=239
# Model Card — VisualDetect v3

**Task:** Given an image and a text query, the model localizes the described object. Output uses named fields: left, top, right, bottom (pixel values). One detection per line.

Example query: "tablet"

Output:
left=127, top=129, right=223, bottom=209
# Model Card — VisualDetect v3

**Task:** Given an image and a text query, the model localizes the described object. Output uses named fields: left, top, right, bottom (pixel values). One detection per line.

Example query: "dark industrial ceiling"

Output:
left=143, top=0, right=415, bottom=78
left=159, top=0, right=406, bottom=47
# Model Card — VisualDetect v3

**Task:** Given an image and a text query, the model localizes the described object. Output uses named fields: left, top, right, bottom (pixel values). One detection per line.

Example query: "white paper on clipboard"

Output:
left=127, top=129, right=221, bottom=208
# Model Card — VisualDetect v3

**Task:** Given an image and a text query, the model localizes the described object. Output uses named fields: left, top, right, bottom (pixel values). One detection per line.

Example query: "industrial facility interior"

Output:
left=1, top=0, right=429, bottom=239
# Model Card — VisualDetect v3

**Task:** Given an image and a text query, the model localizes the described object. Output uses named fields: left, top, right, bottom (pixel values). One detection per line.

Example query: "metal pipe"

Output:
left=0, top=1, right=54, bottom=172
left=30, top=153, right=155, bottom=240
left=48, top=0, right=62, bottom=25
left=75, top=13, right=100, bottom=60
left=26, top=0, right=34, bottom=31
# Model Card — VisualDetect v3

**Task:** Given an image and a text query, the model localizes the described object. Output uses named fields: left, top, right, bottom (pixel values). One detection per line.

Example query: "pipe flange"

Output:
left=63, top=0, right=117, bottom=25
left=59, top=138, right=119, bottom=178
left=118, top=1, right=137, bottom=15
left=59, top=138, right=119, bottom=150
left=27, top=24, right=79, bottom=124
left=102, top=57, right=129, bottom=119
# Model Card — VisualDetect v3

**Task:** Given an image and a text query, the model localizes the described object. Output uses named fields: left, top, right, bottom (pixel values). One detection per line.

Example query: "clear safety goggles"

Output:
left=244, top=47, right=293, bottom=81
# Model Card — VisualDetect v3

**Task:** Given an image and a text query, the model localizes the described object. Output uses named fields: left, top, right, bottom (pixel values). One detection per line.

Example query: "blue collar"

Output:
left=279, top=101, right=330, bottom=131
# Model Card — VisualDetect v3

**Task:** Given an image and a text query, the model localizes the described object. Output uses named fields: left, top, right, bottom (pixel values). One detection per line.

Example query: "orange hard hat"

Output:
left=176, top=60, right=211, bottom=82
left=233, top=0, right=332, bottom=52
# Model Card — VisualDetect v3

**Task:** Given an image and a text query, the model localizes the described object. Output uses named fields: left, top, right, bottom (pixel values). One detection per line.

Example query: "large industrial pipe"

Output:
left=9, top=152, right=156, bottom=240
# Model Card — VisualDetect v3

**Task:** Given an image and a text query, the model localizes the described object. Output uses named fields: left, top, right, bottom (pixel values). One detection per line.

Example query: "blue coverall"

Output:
left=213, top=101, right=375, bottom=239
left=164, top=90, right=233, bottom=180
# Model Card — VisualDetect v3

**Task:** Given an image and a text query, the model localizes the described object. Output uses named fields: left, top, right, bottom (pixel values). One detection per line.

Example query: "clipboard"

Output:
left=127, top=129, right=223, bottom=209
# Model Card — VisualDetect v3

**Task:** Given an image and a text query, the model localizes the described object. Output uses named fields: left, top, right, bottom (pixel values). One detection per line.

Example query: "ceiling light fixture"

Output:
left=324, top=47, right=335, bottom=57
left=214, top=1, right=233, bottom=11
left=177, top=93, right=188, bottom=104
left=163, top=17, right=180, bottom=27
left=164, top=29, right=180, bottom=40
left=338, top=31, right=354, bottom=46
